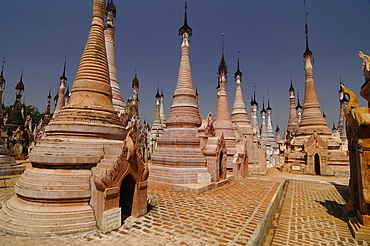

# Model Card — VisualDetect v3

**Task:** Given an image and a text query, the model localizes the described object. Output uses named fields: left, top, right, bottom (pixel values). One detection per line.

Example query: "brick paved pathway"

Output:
left=0, top=169, right=369, bottom=245
left=271, top=179, right=369, bottom=246
left=0, top=176, right=282, bottom=246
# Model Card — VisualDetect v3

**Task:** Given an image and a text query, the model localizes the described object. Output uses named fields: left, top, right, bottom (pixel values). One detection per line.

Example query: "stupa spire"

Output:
left=231, top=49, right=251, bottom=128
left=105, top=0, right=125, bottom=113
left=150, top=2, right=208, bottom=188
left=250, top=84, right=259, bottom=130
left=54, top=58, right=67, bottom=116
left=287, top=76, right=299, bottom=133
left=296, top=1, right=331, bottom=136
left=166, top=0, right=200, bottom=127
left=214, top=36, right=237, bottom=168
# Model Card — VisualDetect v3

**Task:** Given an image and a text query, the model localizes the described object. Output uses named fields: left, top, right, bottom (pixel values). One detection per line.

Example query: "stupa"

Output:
left=0, top=0, right=147, bottom=235
left=286, top=79, right=299, bottom=135
left=53, top=60, right=67, bottom=116
left=283, top=19, right=348, bottom=176
left=213, top=45, right=237, bottom=169
left=149, top=3, right=213, bottom=191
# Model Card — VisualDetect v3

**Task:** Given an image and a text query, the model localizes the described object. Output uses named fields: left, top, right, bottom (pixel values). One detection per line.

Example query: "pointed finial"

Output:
left=332, top=118, right=336, bottom=131
left=303, top=0, right=312, bottom=57
left=179, top=0, right=192, bottom=36
left=60, top=55, right=67, bottom=81
left=261, top=94, right=266, bottom=113
left=289, top=73, right=294, bottom=92
left=161, top=84, right=164, bottom=97
left=106, top=0, right=116, bottom=18
left=251, top=83, right=258, bottom=106
left=132, top=69, right=139, bottom=89
left=267, top=90, right=272, bottom=110
left=218, top=34, right=228, bottom=74
left=322, top=106, right=326, bottom=119
left=235, top=44, right=242, bottom=78
left=155, top=82, right=160, bottom=98
left=296, top=90, right=302, bottom=109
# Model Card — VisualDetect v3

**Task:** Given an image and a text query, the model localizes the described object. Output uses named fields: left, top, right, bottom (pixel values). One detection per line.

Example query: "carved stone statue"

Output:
left=359, top=51, right=370, bottom=82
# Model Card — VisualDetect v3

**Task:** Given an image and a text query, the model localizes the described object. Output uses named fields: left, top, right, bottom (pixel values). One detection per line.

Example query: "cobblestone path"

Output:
left=271, top=180, right=369, bottom=246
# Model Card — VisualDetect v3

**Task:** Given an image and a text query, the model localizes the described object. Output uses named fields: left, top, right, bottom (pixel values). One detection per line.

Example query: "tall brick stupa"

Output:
left=149, top=3, right=209, bottom=188
left=283, top=19, right=348, bottom=176
left=0, top=0, right=127, bottom=235
left=213, top=44, right=237, bottom=169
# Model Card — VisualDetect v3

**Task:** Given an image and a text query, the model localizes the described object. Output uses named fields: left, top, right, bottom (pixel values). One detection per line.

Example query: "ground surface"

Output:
left=0, top=167, right=368, bottom=246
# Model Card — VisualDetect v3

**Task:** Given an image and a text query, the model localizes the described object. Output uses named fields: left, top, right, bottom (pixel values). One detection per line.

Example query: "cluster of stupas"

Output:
left=0, top=0, right=352, bottom=236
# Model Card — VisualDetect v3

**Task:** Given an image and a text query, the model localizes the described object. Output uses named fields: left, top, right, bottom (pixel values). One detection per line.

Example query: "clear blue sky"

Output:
left=0, top=0, right=369, bottom=133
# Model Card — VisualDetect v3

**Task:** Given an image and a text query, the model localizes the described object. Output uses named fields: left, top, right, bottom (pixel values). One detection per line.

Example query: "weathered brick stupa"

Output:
left=0, top=60, right=25, bottom=175
left=214, top=47, right=237, bottom=170
left=286, top=79, right=299, bottom=135
left=283, top=22, right=348, bottom=176
left=105, top=0, right=125, bottom=114
left=0, top=0, right=147, bottom=235
left=149, top=4, right=211, bottom=190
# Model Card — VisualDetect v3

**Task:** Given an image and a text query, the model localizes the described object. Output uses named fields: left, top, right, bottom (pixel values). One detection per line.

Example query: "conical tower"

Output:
left=260, top=98, right=267, bottom=141
left=151, top=86, right=163, bottom=137
left=0, top=0, right=126, bottom=235
left=131, top=70, right=139, bottom=115
left=159, top=86, right=166, bottom=128
left=53, top=59, right=66, bottom=116
left=286, top=77, right=299, bottom=134
left=150, top=3, right=208, bottom=187
left=213, top=40, right=236, bottom=168
left=295, top=23, right=331, bottom=137
left=105, top=0, right=125, bottom=113
left=42, top=89, right=52, bottom=126
left=250, top=88, right=259, bottom=130
left=149, top=86, right=163, bottom=156
left=296, top=91, right=303, bottom=124
left=266, top=95, right=276, bottom=146
left=6, top=72, right=25, bottom=134
left=231, top=55, right=252, bottom=131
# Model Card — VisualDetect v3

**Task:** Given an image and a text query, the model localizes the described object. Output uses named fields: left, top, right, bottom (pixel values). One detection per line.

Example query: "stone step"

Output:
left=103, top=147, right=122, bottom=156
left=22, top=168, right=91, bottom=180
left=1, top=204, right=95, bottom=226
left=16, top=177, right=90, bottom=191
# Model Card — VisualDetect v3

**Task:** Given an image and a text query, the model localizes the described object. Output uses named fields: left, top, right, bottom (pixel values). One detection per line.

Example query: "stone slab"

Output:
left=102, top=207, right=121, bottom=233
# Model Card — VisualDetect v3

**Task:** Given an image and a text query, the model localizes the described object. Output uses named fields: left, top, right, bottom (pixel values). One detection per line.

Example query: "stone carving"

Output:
left=94, top=127, right=149, bottom=192
left=359, top=51, right=370, bottom=82
left=342, top=83, right=370, bottom=241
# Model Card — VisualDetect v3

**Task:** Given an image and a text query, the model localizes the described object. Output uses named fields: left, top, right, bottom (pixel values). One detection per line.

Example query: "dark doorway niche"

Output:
left=120, top=174, right=136, bottom=222
left=314, top=153, right=321, bottom=175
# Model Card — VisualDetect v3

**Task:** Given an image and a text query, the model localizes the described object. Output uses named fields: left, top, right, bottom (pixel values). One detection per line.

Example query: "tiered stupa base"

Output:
left=0, top=156, right=25, bottom=176
left=0, top=137, right=125, bottom=235
left=150, top=128, right=216, bottom=193
left=0, top=167, right=96, bottom=235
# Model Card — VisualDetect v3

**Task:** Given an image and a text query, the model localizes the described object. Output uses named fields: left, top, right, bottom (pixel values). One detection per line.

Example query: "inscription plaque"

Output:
left=197, top=173, right=211, bottom=184
left=102, top=207, right=121, bottom=233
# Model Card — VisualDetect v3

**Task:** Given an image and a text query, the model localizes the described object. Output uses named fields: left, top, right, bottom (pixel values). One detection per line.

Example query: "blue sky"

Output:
left=0, top=0, right=369, bottom=133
